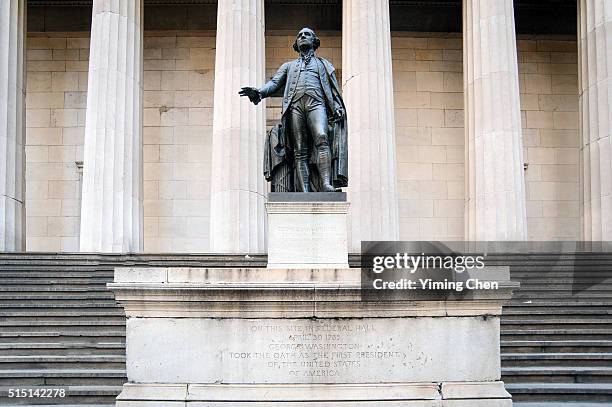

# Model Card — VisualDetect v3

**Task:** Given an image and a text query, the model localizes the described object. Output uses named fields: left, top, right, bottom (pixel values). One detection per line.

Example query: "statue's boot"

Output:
left=296, top=158, right=310, bottom=192
left=317, top=145, right=336, bottom=192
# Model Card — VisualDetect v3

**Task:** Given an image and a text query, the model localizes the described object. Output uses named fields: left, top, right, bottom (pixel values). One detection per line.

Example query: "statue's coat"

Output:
left=260, top=56, right=348, bottom=188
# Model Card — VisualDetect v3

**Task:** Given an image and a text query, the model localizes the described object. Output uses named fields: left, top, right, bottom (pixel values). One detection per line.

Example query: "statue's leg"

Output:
left=289, top=100, right=310, bottom=192
left=306, top=98, right=335, bottom=192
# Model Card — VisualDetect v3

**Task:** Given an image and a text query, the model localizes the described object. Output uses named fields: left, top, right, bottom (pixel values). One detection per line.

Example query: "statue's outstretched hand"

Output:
left=239, top=87, right=262, bottom=105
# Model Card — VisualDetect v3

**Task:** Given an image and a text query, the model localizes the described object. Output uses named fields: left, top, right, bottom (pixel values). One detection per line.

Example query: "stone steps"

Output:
left=0, top=342, right=125, bottom=357
left=501, top=328, right=612, bottom=341
left=501, top=340, right=612, bottom=353
left=0, top=302, right=119, bottom=308
left=0, top=330, right=125, bottom=346
left=502, top=353, right=612, bottom=367
left=0, top=317, right=125, bottom=326
left=0, top=293, right=116, bottom=300
left=508, top=301, right=612, bottom=306
left=502, top=318, right=612, bottom=324
left=503, top=309, right=612, bottom=315
left=0, top=369, right=127, bottom=387
left=8, top=405, right=113, bottom=407
left=503, top=366, right=612, bottom=383
left=505, top=278, right=612, bottom=284
left=502, top=321, right=612, bottom=331
left=7, top=405, right=112, bottom=407
left=0, top=275, right=109, bottom=291
left=501, top=255, right=612, bottom=404
left=0, top=272, right=114, bottom=278
left=0, top=355, right=125, bottom=370
left=0, top=309, right=125, bottom=317
left=506, top=383, right=612, bottom=402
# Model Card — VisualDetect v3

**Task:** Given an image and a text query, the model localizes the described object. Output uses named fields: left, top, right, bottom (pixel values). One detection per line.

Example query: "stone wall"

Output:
left=141, top=32, right=215, bottom=252
left=25, top=33, right=89, bottom=251
left=24, top=31, right=580, bottom=252
left=391, top=33, right=464, bottom=241
left=518, top=36, right=580, bottom=240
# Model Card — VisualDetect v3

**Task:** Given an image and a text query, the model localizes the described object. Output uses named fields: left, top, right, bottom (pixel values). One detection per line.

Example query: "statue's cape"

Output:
left=263, top=124, right=285, bottom=182
left=319, top=57, right=348, bottom=188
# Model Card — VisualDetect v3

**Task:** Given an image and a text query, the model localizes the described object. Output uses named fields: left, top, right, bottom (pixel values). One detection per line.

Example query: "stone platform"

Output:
left=108, top=266, right=518, bottom=406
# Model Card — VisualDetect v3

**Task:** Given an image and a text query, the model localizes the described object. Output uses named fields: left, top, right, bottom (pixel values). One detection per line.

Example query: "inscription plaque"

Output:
left=226, top=321, right=409, bottom=380
left=127, top=317, right=499, bottom=384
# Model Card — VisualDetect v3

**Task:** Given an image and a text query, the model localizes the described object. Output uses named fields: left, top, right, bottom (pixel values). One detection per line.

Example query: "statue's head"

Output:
left=293, top=28, right=320, bottom=52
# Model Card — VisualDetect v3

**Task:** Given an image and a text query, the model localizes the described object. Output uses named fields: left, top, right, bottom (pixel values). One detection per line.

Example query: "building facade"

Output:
left=0, top=0, right=608, bottom=253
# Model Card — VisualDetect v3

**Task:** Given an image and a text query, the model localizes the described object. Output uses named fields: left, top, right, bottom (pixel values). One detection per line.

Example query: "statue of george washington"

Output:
left=239, top=27, right=348, bottom=192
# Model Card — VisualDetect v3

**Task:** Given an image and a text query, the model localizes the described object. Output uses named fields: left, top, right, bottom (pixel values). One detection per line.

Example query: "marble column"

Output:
left=209, top=0, right=266, bottom=253
left=0, top=0, right=25, bottom=252
left=463, top=0, right=528, bottom=240
left=343, top=0, right=400, bottom=251
left=79, top=0, right=144, bottom=252
left=579, top=0, right=612, bottom=241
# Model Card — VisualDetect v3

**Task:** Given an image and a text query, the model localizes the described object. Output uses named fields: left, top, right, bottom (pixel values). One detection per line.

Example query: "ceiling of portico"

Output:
left=27, top=0, right=577, bottom=35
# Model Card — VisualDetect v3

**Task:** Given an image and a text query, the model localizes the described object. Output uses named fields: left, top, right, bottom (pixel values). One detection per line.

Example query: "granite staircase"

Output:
left=0, top=252, right=610, bottom=405
left=493, top=253, right=612, bottom=406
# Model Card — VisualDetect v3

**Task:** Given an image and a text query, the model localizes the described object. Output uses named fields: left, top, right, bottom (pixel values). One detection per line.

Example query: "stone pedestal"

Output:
left=266, top=192, right=349, bottom=268
left=109, top=266, right=516, bottom=406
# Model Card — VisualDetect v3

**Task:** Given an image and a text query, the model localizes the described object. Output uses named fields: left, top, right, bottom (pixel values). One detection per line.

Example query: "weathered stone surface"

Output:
left=116, top=381, right=510, bottom=405
left=125, top=316, right=500, bottom=384
left=110, top=266, right=515, bottom=404
left=266, top=201, right=349, bottom=268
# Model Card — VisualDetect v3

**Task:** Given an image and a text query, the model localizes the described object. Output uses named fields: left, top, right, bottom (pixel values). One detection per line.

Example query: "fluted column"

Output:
left=579, top=0, right=612, bottom=241
left=0, top=0, right=25, bottom=252
left=79, top=0, right=143, bottom=252
left=343, top=0, right=399, bottom=251
left=463, top=0, right=527, bottom=240
left=209, top=0, right=266, bottom=253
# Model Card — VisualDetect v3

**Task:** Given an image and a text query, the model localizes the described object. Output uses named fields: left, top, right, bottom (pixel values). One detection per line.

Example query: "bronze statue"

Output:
left=240, top=28, right=348, bottom=192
